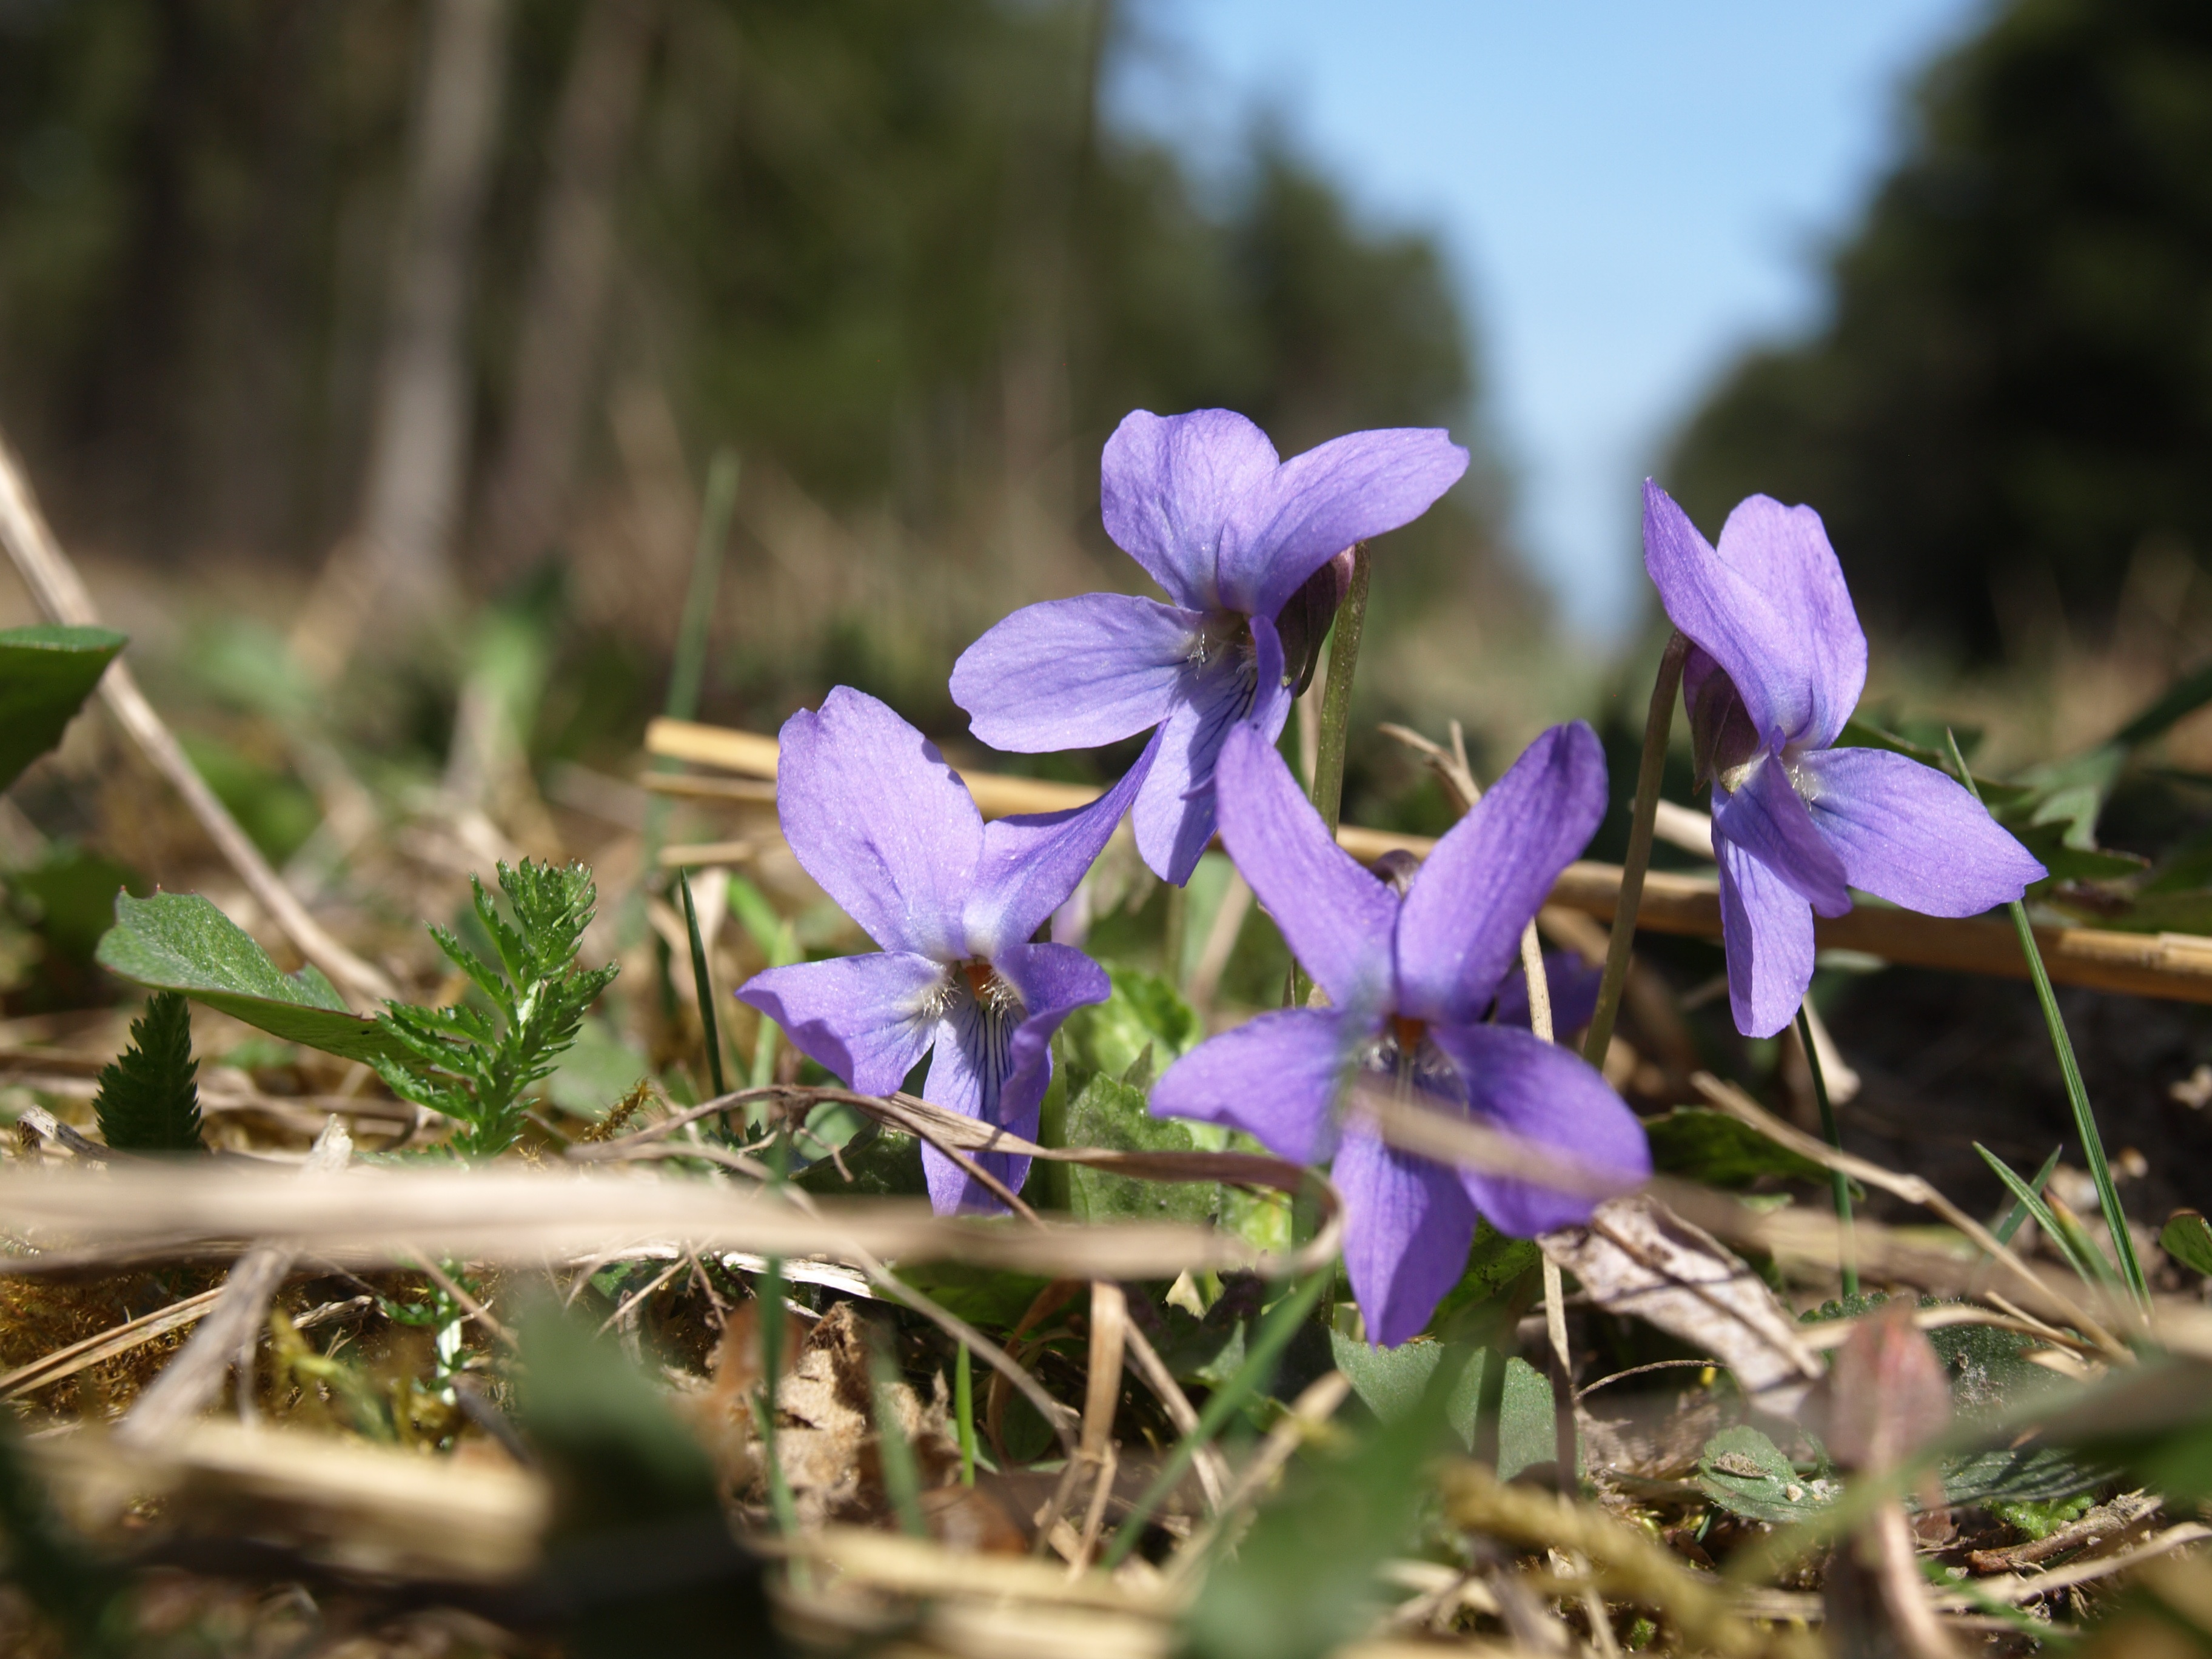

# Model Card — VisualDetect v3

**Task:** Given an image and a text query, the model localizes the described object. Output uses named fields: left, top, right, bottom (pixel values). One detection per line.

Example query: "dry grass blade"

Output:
left=1538, top=1194, right=1826, bottom=1418
left=0, top=1165, right=1275, bottom=1281
left=0, top=1286, right=225, bottom=1400
left=1691, top=1070, right=2130, bottom=1356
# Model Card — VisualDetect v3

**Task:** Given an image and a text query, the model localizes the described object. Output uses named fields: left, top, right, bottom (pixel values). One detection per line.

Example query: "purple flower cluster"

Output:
left=734, top=404, right=2032, bottom=1349
left=1641, top=483, right=2045, bottom=1037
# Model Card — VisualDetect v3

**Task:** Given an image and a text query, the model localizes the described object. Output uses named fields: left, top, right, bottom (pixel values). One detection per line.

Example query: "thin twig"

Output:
left=0, top=432, right=395, bottom=1005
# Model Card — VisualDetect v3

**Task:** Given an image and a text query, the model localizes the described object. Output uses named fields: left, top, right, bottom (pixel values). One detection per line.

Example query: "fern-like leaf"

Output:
left=93, top=992, right=205, bottom=1153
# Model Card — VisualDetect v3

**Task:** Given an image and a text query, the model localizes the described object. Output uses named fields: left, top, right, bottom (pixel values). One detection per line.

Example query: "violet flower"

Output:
left=950, top=408, right=1469, bottom=885
left=1149, top=722, right=1651, bottom=1347
left=737, top=688, right=1141, bottom=1215
left=1642, top=481, right=2046, bottom=1039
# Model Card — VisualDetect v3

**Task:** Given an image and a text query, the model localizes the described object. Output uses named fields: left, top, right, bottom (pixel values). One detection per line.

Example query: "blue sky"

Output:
left=1111, top=1, right=1990, bottom=641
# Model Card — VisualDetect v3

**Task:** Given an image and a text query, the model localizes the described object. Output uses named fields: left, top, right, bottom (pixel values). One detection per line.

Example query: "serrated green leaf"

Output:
left=94, top=891, right=399, bottom=1064
left=1645, top=1105, right=1834, bottom=1187
left=1698, top=1426, right=1838, bottom=1523
left=2160, top=1211, right=2212, bottom=1278
left=1063, top=1071, right=1222, bottom=1225
left=1990, top=1492, right=2093, bottom=1541
left=92, top=992, right=204, bottom=1153
left=0, top=624, right=125, bottom=793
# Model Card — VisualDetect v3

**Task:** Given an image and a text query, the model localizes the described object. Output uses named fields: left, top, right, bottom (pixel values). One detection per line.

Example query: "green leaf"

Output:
left=794, top=1124, right=928, bottom=1199
left=1941, top=1446, right=2108, bottom=1507
left=1057, top=966, right=1201, bottom=1095
left=2005, top=818, right=2150, bottom=886
left=0, top=624, right=124, bottom=793
left=1327, top=1334, right=1555, bottom=1479
left=92, top=992, right=204, bottom=1153
left=94, top=891, right=398, bottom=1064
left=546, top=1015, right=654, bottom=1117
left=2161, top=1210, right=2212, bottom=1278
left=1698, top=1426, right=1838, bottom=1523
left=1991, top=1493, right=2093, bottom=1541
left=1645, top=1105, right=1835, bottom=1188
left=892, top=1261, right=1056, bottom=1331
left=1064, top=1072, right=1222, bottom=1225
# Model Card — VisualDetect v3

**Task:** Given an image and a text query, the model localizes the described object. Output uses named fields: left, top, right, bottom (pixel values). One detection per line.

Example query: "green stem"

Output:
left=678, top=869, right=728, bottom=1101
left=1099, top=1269, right=1327, bottom=1569
left=868, top=1343, right=928, bottom=1538
left=955, top=1342, right=977, bottom=1487
left=1945, top=731, right=2148, bottom=1311
left=1581, top=631, right=1688, bottom=1069
left=1291, top=542, right=1372, bottom=1010
left=1795, top=1004, right=1858, bottom=1298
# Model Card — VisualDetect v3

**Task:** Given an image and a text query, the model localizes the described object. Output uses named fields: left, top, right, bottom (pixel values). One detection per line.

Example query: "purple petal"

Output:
left=1716, top=495, right=1866, bottom=751
left=737, top=953, right=943, bottom=1096
left=1643, top=482, right=1865, bottom=751
left=1213, top=723, right=1398, bottom=1010
left=1221, top=427, right=1470, bottom=620
left=1131, top=611, right=1293, bottom=885
left=1709, top=754, right=1851, bottom=917
left=776, top=688, right=980, bottom=959
left=1332, top=1121, right=1478, bottom=1348
left=1492, top=951, right=1604, bottom=1034
left=1798, top=745, right=2045, bottom=916
left=950, top=594, right=1201, bottom=754
left=1714, top=833, right=1815, bottom=1039
left=1148, top=1007, right=1357, bottom=1165
left=1424, top=1024, right=1651, bottom=1237
left=1395, top=721, right=1607, bottom=1027
left=918, top=942, right=1107, bottom=1216
left=966, top=740, right=1158, bottom=958
left=1100, top=409, right=1280, bottom=611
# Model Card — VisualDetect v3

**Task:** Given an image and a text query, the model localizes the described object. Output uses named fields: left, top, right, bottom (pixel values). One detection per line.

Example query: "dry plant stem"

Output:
left=1099, top=1269, right=1329, bottom=1570
left=117, top=1118, right=354, bottom=1449
left=1943, top=731, right=2150, bottom=1310
left=1523, top=927, right=1578, bottom=1487
left=1121, top=1322, right=1228, bottom=1507
left=1869, top=1500, right=1966, bottom=1659
left=0, top=1287, right=225, bottom=1401
left=1584, top=631, right=1688, bottom=1068
left=0, top=435, right=395, bottom=1006
left=1691, top=1072, right=2128, bottom=1357
left=592, top=1256, right=684, bottom=1337
left=1169, top=1369, right=1353, bottom=1587
left=406, top=1249, right=517, bottom=1349
left=1795, top=1002, right=1860, bottom=1296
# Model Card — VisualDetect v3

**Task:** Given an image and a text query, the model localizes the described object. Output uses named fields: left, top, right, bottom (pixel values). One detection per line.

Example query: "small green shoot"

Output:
left=954, top=1342, right=977, bottom=1486
left=1946, top=729, right=2149, bottom=1310
left=1974, top=1142, right=2119, bottom=1294
left=373, top=859, right=619, bottom=1158
left=92, top=991, right=205, bottom=1154
left=677, top=868, right=729, bottom=1100
left=1992, top=1145, right=2063, bottom=1246
left=868, top=1336, right=928, bottom=1538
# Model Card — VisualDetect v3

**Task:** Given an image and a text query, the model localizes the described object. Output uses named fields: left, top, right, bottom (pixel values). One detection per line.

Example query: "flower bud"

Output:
left=1275, top=546, right=1359, bottom=697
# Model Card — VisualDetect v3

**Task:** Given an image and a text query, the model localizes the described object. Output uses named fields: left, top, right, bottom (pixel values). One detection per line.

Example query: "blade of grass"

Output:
left=678, top=870, right=728, bottom=1101
left=1973, top=1142, right=2114, bottom=1295
left=1795, top=1002, right=1858, bottom=1297
left=868, top=1339, right=928, bottom=1538
left=729, top=875, right=798, bottom=1100
left=1945, top=729, right=2148, bottom=1310
left=1290, top=543, right=1371, bottom=1008
left=1583, top=631, right=1688, bottom=1068
left=954, top=1341, right=977, bottom=1487
left=1992, top=1145, right=2064, bottom=1247
left=1099, top=1268, right=1327, bottom=1569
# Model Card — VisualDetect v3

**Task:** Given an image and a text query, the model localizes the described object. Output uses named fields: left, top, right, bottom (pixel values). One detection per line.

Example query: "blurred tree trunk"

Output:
left=355, top=0, right=510, bottom=623
left=477, top=0, right=660, bottom=588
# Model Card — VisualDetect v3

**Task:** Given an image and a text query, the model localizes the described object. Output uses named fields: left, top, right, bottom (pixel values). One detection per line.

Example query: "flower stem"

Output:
left=1943, top=729, right=2149, bottom=1312
left=1291, top=541, right=1372, bottom=1008
left=1795, top=1002, right=1858, bottom=1298
left=1099, top=1268, right=1327, bottom=1569
left=1581, top=631, right=1688, bottom=1070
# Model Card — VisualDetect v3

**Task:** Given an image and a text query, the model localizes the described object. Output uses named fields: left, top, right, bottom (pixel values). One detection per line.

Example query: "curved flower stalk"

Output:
left=737, top=688, right=1142, bottom=1214
left=1148, top=722, right=1651, bottom=1347
left=1642, top=483, right=2046, bottom=1038
left=951, top=408, right=1469, bottom=885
